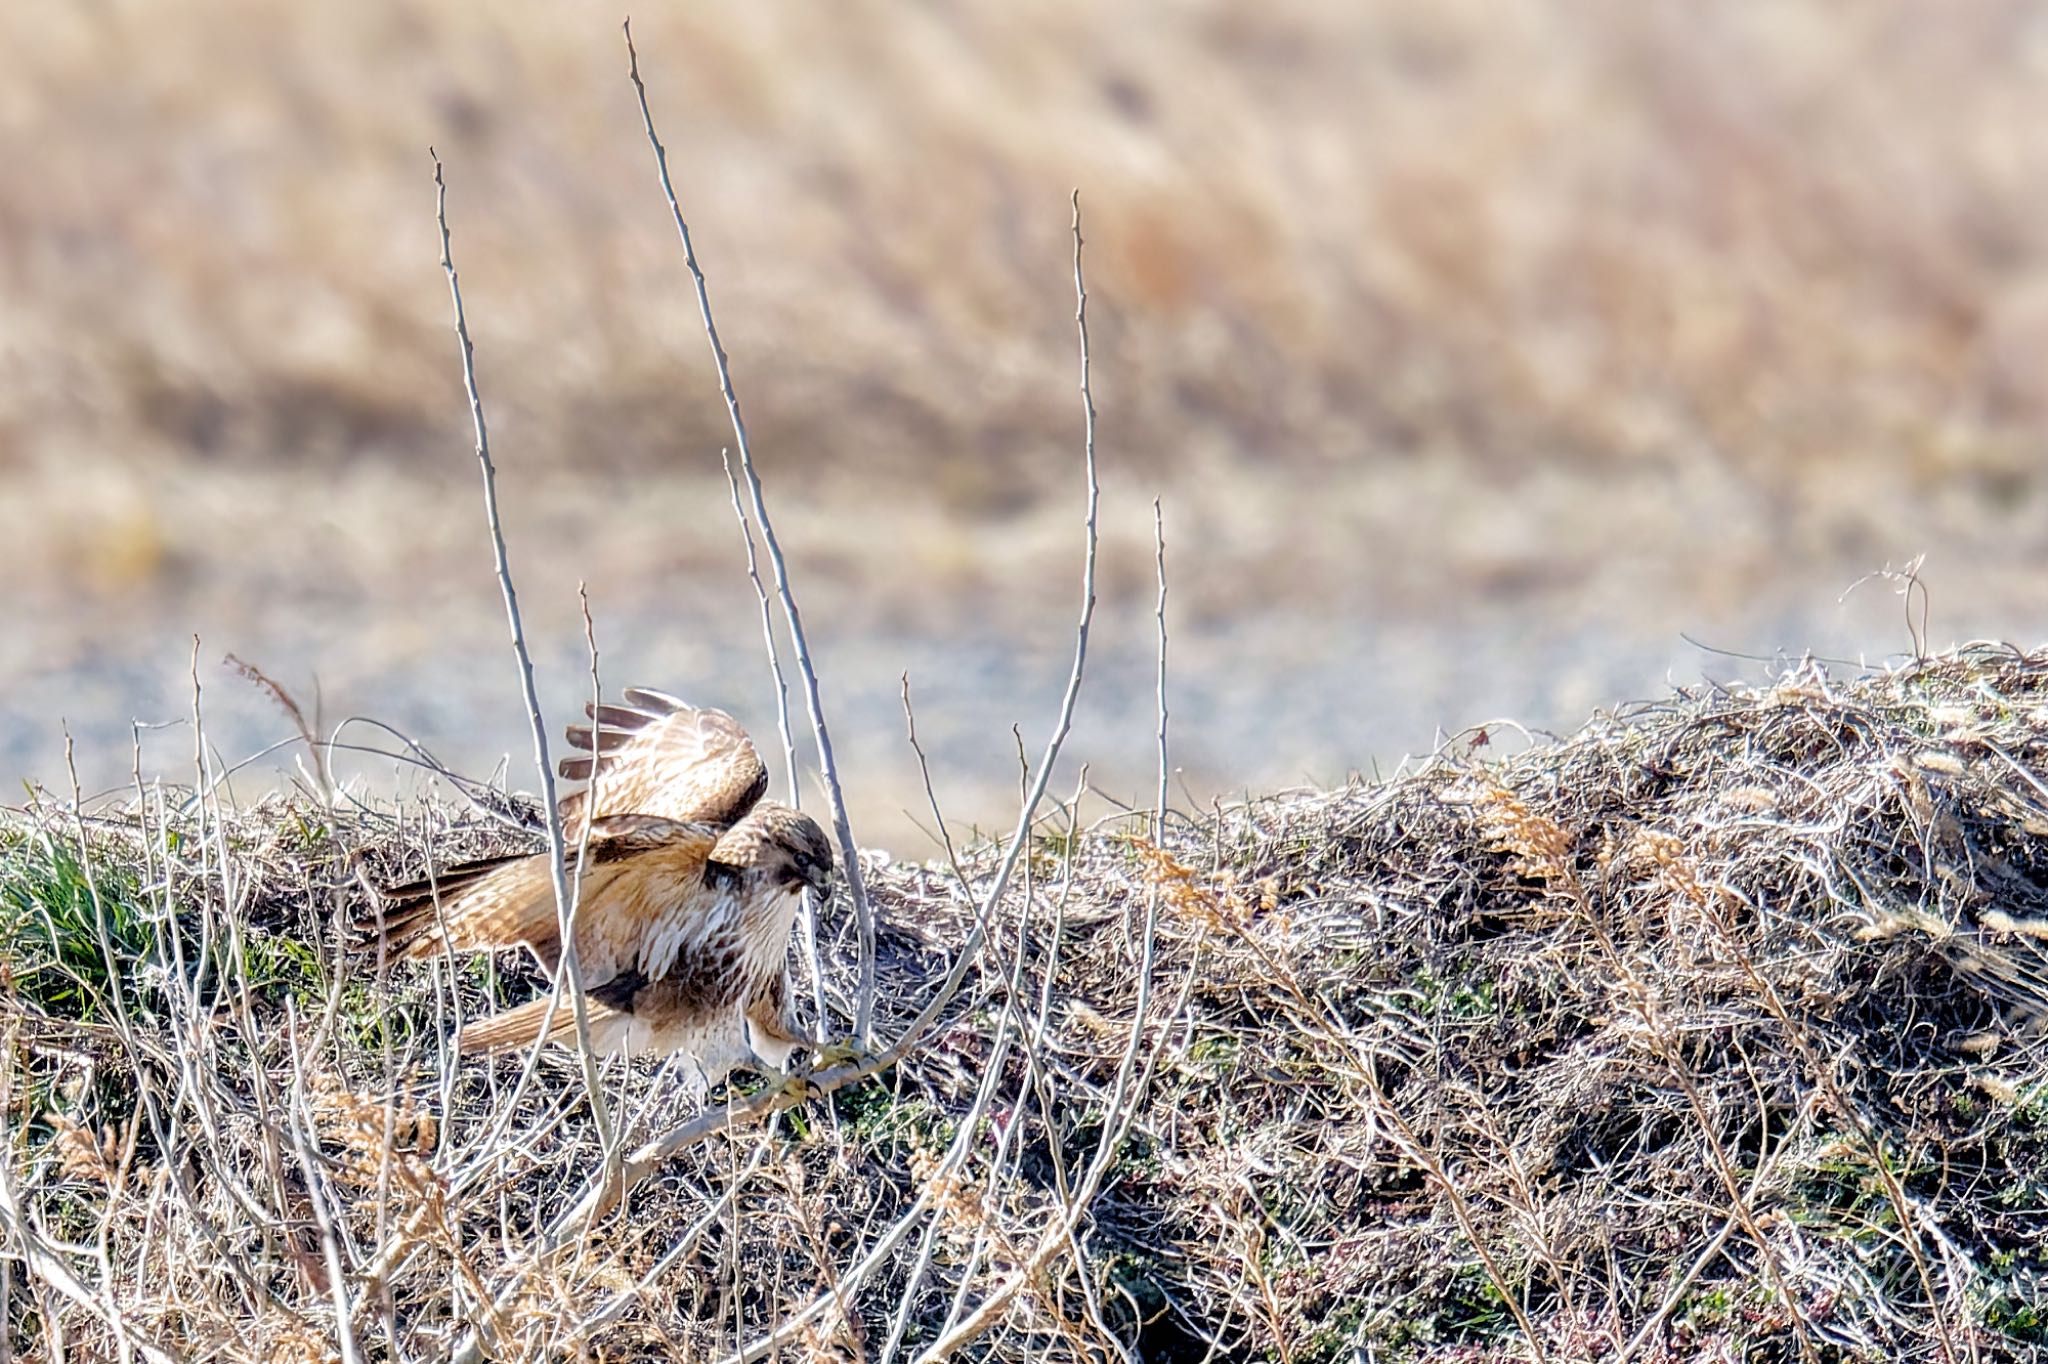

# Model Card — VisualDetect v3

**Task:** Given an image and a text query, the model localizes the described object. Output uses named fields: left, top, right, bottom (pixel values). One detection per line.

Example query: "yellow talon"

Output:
left=809, top=1036, right=873, bottom=1069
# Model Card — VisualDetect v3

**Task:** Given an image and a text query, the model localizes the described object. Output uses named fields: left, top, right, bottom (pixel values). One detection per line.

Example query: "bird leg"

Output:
left=806, top=1035, right=875, bottom=1068
left=745, top=992, right=877, bottom=1084
left=743, top=1007, right=815, bottom=1076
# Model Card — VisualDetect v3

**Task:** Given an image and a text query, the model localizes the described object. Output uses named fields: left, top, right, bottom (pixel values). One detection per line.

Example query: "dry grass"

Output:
left=11, top=2, right=2048, bottom=500
left=11, top=12, right=2048, bottom=1360
left=4, top=643, right=2048, bottom=1360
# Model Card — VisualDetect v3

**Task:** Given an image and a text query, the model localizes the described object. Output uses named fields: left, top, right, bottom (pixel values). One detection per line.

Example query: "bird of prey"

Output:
left=370, top=689, right=833, bottom=1086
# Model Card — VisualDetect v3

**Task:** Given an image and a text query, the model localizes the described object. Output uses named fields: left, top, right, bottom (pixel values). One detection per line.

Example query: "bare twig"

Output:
left=623, top=20, right=877, bottom=1038
left=431, top=151, right=614, bottom=1154
left=1154, top=498, right=1169, bottom=840
left=282, top=1009, right=364, bottom=1364
left=719, top=450, right=799, bottom=808
left=221, top=653, right=333, bottom=805
left=752, top=190, right=1110, bottom=1364
left=721, top=448, right=828, bottom=1030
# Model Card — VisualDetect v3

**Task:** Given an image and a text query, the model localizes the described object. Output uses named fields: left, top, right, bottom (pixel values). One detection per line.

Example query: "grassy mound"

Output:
left=4, top=645, right=2048, bottom=1361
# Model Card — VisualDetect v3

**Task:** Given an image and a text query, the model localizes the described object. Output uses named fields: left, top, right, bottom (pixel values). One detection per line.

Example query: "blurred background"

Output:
left=5, top=1, right=2048, bottom=850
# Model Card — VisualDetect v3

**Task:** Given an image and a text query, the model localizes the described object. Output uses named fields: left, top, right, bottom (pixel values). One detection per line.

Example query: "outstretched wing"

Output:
left=557, top=688, right=768, bottom=838
left=367, top=813, right=722, bottom=985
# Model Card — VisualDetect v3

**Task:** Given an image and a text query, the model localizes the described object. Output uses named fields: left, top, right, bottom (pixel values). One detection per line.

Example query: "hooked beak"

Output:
left=783, top=863, right=835, bottom=900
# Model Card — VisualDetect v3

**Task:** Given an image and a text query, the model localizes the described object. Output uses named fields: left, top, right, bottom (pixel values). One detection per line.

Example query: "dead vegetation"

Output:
left=8, top=13, right=2048, bottom=1361
left=1, top=644, right=2046, bottom=1360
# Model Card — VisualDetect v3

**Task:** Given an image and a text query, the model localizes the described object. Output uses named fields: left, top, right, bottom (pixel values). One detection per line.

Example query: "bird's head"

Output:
left=734, top=802, right=835, bottom=900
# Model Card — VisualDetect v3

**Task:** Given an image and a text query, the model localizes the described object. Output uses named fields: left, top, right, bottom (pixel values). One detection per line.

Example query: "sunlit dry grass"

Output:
left=8, top=2, right=2048, bottom=502
left=7, top=645, right=2048, bottom=1359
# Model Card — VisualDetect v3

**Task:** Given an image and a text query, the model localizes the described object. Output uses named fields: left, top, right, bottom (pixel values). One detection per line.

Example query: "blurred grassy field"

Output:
left=5, top=2, right=2048, bottom=844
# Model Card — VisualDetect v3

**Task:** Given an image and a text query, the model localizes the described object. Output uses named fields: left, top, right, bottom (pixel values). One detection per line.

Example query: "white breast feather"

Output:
left=637, top=883, right=742, bottom=983
left=598, top=882, right=806, bottom=1086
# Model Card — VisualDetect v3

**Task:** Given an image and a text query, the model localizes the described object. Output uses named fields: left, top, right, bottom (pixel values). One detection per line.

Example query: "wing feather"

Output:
left=581, top=702, right=662, bottom=735
left=556, top=692, right=768, bottom=836
left=368, top=854, right=560, bottom=962
left=621, top=685, right=692, bottom=712
left=369, top=815, right=722, bottom=983
left=369, top=685, right=780, bottom=1065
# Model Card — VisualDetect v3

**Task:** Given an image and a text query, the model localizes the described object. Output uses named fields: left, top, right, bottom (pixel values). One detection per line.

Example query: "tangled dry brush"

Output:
left=5, top=644, right=2048, bottom=1361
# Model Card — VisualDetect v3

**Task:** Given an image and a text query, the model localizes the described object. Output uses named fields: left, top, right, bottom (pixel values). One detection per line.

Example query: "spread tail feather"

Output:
left=457, top=996, right=626, bottom=1055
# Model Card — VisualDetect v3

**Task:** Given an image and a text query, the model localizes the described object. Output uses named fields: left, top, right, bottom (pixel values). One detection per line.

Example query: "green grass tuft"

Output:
left=0, top=828, right=157, bottom=1022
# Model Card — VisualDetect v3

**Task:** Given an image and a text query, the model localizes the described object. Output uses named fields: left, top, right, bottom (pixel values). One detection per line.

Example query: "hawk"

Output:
left=370, top=689, right=833, bottom=1085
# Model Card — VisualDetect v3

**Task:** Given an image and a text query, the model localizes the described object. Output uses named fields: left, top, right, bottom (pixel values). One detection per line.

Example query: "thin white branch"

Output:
left=720, top=450, right=799, bottom=807
left=431, top=153, right=614, bottom=1154
left=282, top=1010, right=365, bottom=1364
left=721, top=449, right=828, bottom=1030
left=734, top=187, right=1109, bottom=1364
left=1154, top=499, right=1169, bottom=838
left=623, top=20, right=878, bottom=1038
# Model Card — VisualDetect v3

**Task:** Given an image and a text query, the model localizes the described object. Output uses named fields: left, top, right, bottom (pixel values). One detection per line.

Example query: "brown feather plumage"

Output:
left=371, top=816, right=721, bottom=975
left=555, top=689, right=768, bottom=840
left=456, top=996, right=628, bottom=1054
left=366, top=689, right=833, bottom=1081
